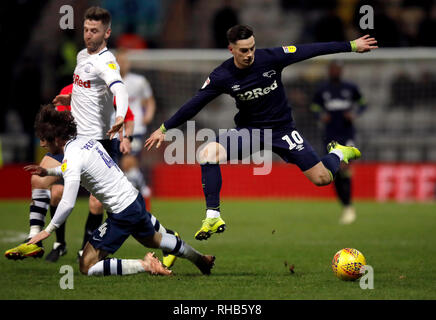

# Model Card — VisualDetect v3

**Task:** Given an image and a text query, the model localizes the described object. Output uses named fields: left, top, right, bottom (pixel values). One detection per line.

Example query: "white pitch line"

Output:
left=0, top=231, right=28, bottom=243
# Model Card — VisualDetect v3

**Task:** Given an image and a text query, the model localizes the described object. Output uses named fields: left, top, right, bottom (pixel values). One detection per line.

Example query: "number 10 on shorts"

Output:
left=282, top=131, right=304, bottom=150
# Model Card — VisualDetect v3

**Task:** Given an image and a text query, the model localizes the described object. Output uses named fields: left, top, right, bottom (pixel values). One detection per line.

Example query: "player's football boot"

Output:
left=327, top=141, right=361, bottom=164
left=339, top=206, right=357, bottom=225
left=194, top=217, right=226, bottom=240
left=194, top=255, right=215, bottom=275
left=141, top=252, right=172, bottom=276
left=162, top=232, right=179, bottom=268
left=45, top=242, right=67, bottom=262
left=4, top=239, right=44, bottom=260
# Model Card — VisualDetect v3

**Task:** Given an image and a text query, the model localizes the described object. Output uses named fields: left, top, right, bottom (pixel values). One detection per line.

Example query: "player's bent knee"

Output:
left=304, top=164, right=332, bottom=187
left=199, top=142, right=227, bottom=164
left=312, top=175, right=331, bottom=187
left=79, top=257, right=91, bottom=275
left=50, top=185, right=64, bottom=206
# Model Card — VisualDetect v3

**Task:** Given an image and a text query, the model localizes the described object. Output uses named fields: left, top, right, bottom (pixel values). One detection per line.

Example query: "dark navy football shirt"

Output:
left=312, top=80, right=366, bottom=141
left=164, top=42, right=352, bottom=130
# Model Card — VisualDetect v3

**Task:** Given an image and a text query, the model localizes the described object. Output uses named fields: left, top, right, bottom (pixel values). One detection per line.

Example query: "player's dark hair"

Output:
left=84, top=6, right=111, bottom=28
left=35, top=104, right=77, bottom=143
left=226, top=25, right=254, bottom=44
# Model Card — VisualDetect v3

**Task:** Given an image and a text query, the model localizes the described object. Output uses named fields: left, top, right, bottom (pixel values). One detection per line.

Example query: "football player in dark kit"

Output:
left=146, top=25, right=377, bottom=240
left=311, top=61, right=367, bottom=224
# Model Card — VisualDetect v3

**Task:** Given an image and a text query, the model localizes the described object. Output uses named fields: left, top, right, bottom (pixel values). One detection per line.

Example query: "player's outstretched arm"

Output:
left=24, top=165, right=48, bottom=177
left=28, top=179, right=80, bottom=245
left=52, top=93, right=72, bottom=106
left=144, top=125, right=165, bottom=150
left=352, top=34, right=378, bottom=53
left=24, top=165, right=62, bottom=177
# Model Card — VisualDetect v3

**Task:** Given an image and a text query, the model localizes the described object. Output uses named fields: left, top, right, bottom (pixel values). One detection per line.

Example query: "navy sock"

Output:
left=321, top=153, right=341, bottom=178
left=50, top=205, right=66, bottom=244
left=334, top=171, right=352, bottom=206
left=201, top=163, right=222, bottom=210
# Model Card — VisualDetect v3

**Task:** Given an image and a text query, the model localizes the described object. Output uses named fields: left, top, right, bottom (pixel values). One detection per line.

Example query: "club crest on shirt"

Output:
left=282, top=45, right=297, bottom=54
left=201, top=77, right=210, bottom=89
left=263, top=70, right=276, bottom=78
left=107, top=61, right=118, bottom=70
left=61, top=160, right=67, bottom=173
left=84, top=63, right=92, bottom=73
left=231, top=84, right=240, bottom=91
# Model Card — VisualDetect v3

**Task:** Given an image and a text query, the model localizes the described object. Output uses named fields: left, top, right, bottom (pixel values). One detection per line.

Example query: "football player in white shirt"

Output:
left=25, top=105, right=215, bottom=276
left=5, top=7, right=132, bottom=262
left=51, top=7, right=130, bottom=258
left=116, top=49, right=156, bottom=211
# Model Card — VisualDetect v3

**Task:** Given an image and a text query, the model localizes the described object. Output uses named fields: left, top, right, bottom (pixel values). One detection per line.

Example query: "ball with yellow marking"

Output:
left=331, top=248, right=366, bottom=281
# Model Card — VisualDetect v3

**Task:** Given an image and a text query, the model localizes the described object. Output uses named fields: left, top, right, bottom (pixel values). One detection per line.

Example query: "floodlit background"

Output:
left=1, top=0, right=436, bottom=201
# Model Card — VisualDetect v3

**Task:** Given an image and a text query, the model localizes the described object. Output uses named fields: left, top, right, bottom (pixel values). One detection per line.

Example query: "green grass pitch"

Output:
left=0, top=198, right=435, bottom=300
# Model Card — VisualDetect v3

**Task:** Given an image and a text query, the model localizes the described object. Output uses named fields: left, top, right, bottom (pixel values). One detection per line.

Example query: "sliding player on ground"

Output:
left=5, top=7, right=130, bottom=260
left=25, top=105, right=215, bottom=276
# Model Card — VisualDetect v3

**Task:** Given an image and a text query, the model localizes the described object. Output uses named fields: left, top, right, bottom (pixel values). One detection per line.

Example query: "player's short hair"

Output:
left=35, top=104, right=77, bottom=143
left=226, top=25, right=254, bottom=44
left=84, top=6, right=111, bottom=28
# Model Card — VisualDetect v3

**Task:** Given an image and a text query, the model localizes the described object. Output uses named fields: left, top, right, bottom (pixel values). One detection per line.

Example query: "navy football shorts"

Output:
left=217, top=126, right=321, bottom=172
left=89, top=193, right=155, bottom=254
left=46, top=152, right=63, bottom=163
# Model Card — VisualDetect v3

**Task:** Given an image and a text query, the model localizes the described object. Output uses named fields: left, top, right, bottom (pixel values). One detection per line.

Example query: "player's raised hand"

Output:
left=353, top=34, right=378, bottom=53
left=107, top=116, right=124, bottom=140
left=144, top=128, right=165, bottom=150
left=52, top=93, right=72, bottom=106
left=24, top=165, right=48, bottom=177
left=27, top=230, right=51, bottom=245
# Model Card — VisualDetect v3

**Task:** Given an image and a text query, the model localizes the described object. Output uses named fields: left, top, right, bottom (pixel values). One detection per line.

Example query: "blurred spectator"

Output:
left=116, top=23, right=148, bottom=49
left=3, top=0, right=45, bottom=135
left=415, top=71, right=436, bottom=105
left=212, top=0, right=239, bottom=48
left=400, top=3, right=425, bottom=46
left=353, top=0, right=403, bottom=47
left=103, top=0, right=162, bottom=47
left=314, top=2, right=346, bottom=42
left=417, top=2, right=436, bottom=46
left=280, top=0, right=305, bottom=11
left=390, top=72, right=416, bottom=108
left=55, top=29, right=79, bottom=90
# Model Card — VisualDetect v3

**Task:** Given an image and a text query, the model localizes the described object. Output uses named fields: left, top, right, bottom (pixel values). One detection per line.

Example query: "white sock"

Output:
left=206, top=209, right=220, bottom=219
left=159, top=233, right=201, bottom=263
left=160, top=232, right=178, bottom=251
left=150, top=214, right=168, bottom=234
left=29, top=225, right=42, bottom=238
left=88, top=258, right=145, bottom=276
left=330, top=149, right=344, bottom=161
